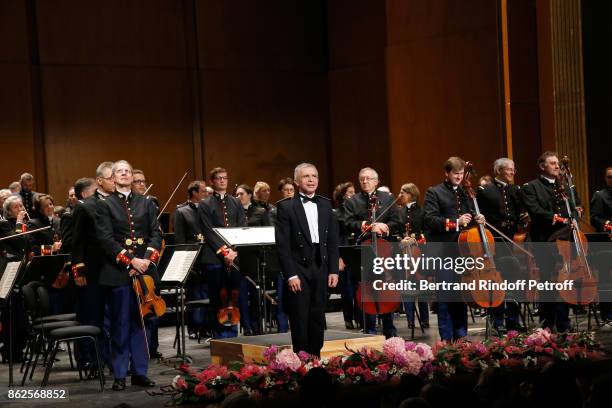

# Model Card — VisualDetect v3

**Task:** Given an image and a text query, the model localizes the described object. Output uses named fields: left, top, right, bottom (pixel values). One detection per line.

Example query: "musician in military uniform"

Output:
left=70, top=177, right=104, bottom=379
left=333, top=181, right=359, bottom=330
left=423, top=157, right=484, bottom=341
left=197, top=167, right=244, bottom=338
left=521, top=151, right=581, bottom=332
left=95, top=160, right=161, bottom=391
left=18, top=173, right=39, bottom=217
left=95, top=161, right=116, bottom=199
left=235, top=184, right=269, bottom=335
left=476, top=158, right=525, bottom=333
left=173, top=180, right=208, bottom=339
left=344, top=167, right=401, bottom=338
left=398, top=182, right=429, bottom=329
left=590, top=166, right=612, bottom=323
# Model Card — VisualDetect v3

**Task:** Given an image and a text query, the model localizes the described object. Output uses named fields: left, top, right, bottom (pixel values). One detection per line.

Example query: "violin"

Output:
left=458, top=162, right=505, bottom=308
left=554, top=157, right=597, bottom=305
left=217, top=264, right=241, bottom=326
left=355, top=193, right=401, bottom=315
left=132, top=274, right=167, bottom=317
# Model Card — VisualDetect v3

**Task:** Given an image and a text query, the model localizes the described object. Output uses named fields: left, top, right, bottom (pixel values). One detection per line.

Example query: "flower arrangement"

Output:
left=168, top=329, right=602, bottom=405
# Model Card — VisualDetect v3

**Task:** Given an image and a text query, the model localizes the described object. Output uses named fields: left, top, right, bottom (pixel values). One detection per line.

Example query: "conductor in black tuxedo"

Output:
left=275, top=163, right=339, bottom=356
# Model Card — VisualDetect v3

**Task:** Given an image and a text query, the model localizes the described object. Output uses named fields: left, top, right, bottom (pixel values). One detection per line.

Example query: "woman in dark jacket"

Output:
left=333, top=182, right=359, bottom=329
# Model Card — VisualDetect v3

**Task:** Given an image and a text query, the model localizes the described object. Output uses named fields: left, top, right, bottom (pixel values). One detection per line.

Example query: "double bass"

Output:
left=458, top=162, right=505, bottom=308
left=555, top=157, right=597, bottom=305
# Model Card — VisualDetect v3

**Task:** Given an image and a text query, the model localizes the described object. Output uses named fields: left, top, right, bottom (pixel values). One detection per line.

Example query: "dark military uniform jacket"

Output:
left=343, top=190, right=401, bottom=241
left=95, top=191, right=162, bottom=287
left=520, top=176, right=580, bottom=242
left=423, top=182, right=475, bottom=242
left=174, top=201, right=204, bottom=245
left=71, top=196, right=104, bottom=283
left=245, top=203, right=270, bottom=227
left=590, top=187, right=612, bottom=232
left=477, top=179, right=523, bottom=238
left=275, top=195, right=339, bottom=281
left=19, top=190, right=39, bottom=217
left=197, top=192, right=245, bottom=266
left=332, top=204, right=355, bottom=246
left=398, top=202, right=425, bottom=238
left=0, top=218, right=30, bottom=257
left=28, top=216, right=62, bottom=255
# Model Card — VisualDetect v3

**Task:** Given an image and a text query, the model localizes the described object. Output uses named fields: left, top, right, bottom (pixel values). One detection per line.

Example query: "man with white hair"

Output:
left=344, top=167, right=401, bottom=338
left=476, top=157, right=526, bottom=333
left=0, top=189, right=12, bottom=220
left=275, top=163, right=339, bottom=356
left=95, top=160, right=161, bottom=390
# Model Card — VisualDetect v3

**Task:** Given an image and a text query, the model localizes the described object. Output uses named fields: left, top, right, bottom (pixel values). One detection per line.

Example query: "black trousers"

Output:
left=285, top=247, right=327, bottom=356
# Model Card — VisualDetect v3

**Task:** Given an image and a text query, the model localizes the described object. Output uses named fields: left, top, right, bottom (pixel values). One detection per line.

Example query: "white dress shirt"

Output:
left=300, top=194, right=319, bottom=244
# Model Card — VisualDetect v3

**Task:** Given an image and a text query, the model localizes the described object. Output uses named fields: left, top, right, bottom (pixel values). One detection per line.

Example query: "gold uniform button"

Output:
left=125, top=239, right=133, bottom=246
left=137, top=238, right=144, bottom=245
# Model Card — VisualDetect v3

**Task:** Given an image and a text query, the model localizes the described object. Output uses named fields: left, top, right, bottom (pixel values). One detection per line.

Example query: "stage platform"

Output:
left=210, top=329, right=386, bottom=364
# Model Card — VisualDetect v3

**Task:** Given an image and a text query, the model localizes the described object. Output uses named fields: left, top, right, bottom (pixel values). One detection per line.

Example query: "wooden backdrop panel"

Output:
left=386, top=0, right=504, bottom=195
left=196, top=0, right=326, bottom=72
left=41, top=66, right=194, bottom=209
left=506, top=0, right=541, bottom=183
left=0, top=64, right=35, bottom=186
left=328, top=63, right=391, bottom=188
left=327, top=0, right=386, bottom=68
left=36, top=0, right=187, bottom=67
left=0, top=0, right=29, bottom=63
left=200, top=69, right=330, bottom=200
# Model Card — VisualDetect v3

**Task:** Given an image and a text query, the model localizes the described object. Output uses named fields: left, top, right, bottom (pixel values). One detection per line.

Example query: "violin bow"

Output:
left=0, top=226, right=51, bottom=241
left=143, top=184, right=154, bottom=196
left=355, top=194, right=402, bottom=244
left=157, top=172, right=189, bottom=220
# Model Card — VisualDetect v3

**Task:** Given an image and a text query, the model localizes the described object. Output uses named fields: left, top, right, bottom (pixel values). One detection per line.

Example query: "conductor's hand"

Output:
left=328, top=273, right=339, bottom=288
left=288, top=277, right=301, bottom=293
left=224, top=249, right=238, bottom=266
left=130, top=258, right=150, bottom=274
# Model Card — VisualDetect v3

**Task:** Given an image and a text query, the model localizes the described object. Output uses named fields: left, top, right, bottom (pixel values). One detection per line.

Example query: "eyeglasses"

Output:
left=281, top=187, right=294, bottom=192
left=133, top=180, right=146, bottom=185
left=359, top=177, right=377, bottom=182
left=214, top=176, right=228, bottom=180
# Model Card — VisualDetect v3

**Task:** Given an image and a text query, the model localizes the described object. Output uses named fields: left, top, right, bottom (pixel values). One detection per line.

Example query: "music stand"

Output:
left=0, top=256, right=26, bottom=387
left=18, top=254, right=69, bottom=287
left=213, top=227, right=276, bottom=334
left=158, top=244, right=201, bottom=365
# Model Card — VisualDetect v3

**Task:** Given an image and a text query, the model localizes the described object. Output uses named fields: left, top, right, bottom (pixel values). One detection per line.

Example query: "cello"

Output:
left=554, top=157, right=598, bottom=305
left=458, top=162, right=505, bottom=308
left=355, top=193, right=401, bottom=316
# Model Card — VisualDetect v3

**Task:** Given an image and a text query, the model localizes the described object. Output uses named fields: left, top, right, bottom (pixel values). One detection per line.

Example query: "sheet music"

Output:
left=214, top=227, right=276, bottom=246
left=0, top=262, right=21, bottom=300
left=161, top=250, right=199, bottom=282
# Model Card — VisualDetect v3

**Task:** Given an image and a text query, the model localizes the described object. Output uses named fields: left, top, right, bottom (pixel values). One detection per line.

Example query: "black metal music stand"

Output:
left=18, top=254, right=69, bottom=288
left=157, top=244, right=201, bottom=366
left=214, top=227, right=276, bottom=335
left=0, top=256, right=26, bottom=387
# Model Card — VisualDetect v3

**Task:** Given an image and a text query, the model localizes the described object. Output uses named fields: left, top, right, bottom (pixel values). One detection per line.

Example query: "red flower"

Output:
left=176, top=377, right=187, bottom=390
left=194, top=383, right=208, bottom=396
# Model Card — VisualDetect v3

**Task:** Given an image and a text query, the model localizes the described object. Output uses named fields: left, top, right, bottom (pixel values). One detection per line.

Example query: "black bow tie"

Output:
left=300, top=194, right=317, bottom=203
